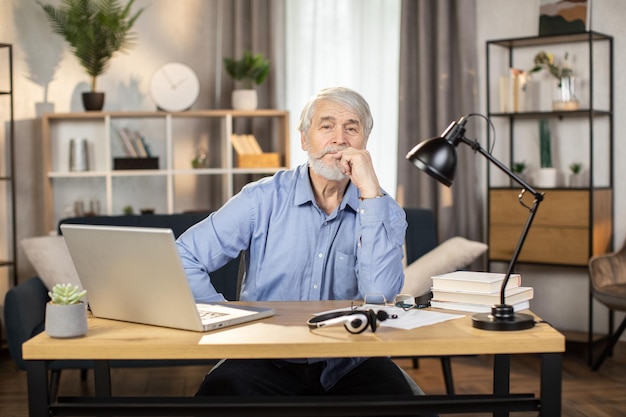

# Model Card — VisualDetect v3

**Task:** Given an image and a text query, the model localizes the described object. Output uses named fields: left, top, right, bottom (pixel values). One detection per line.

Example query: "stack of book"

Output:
left=429, top=271, right=533, bottom=313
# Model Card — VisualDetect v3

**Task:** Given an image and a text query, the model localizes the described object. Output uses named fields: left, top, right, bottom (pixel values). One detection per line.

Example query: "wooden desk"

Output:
left=23, top=300, right=565, bottom=416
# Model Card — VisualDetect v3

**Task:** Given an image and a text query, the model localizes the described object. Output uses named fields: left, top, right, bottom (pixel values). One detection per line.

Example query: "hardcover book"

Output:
left=430, top=300, right=530, bottom=314
left=431, top=286, right=534, bottom=306
left=431, top=271, right=521, bottom=293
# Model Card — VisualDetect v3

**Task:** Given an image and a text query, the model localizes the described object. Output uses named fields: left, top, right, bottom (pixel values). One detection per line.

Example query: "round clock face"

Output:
left=150, top=62, right=200, bottom=112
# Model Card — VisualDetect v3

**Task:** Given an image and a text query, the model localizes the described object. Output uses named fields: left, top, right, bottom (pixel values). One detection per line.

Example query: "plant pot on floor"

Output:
left=231, top=89, right=258, bottom=110
left=45, top=302, right=88, bottom=338
left=82, top=92, right=105, bottom=111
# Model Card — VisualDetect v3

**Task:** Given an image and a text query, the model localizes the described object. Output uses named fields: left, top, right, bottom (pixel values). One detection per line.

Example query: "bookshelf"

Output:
left=41, top=110, right=290, bottom=233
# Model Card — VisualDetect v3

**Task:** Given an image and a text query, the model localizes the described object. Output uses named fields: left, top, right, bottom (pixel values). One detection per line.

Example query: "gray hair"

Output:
left=297, top=87, right=374, bottom=138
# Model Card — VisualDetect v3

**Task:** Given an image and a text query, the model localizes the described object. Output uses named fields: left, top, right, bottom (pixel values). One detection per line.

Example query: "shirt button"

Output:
left=313, top=284, right=319, bottom=289
left=359, top=209, right=365, bottom=214
left=318, top=253, right=323, bottom=258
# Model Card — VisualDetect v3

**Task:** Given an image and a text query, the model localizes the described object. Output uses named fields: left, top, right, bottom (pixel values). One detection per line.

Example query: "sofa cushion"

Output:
left=401, top=236, right=488, bottom=297
left=21, top=236, right=84, bottom=293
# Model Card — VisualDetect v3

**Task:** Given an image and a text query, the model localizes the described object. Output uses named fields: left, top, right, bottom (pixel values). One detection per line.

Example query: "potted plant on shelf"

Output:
left=223, top=50, right=270, bottom=110
left=45, top=283, right=88, bottom=338
left=569, top=162, right=584, bottom=187
left=535, top=118, right=558, bottom=188
left=512, top=161, right=527, bottom=183
left=38, top=0, right=145, bottom=111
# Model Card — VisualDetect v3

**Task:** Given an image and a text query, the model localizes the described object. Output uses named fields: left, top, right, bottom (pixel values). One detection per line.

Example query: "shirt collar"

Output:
left=293, top=164, right=359, bottom=212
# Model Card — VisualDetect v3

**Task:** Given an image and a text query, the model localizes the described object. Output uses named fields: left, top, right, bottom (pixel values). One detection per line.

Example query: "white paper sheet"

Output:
left=314, top=305, right=464, bottom=330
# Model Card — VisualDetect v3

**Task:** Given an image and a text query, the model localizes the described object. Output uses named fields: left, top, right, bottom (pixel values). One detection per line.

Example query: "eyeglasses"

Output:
left=353, top=293, right=430, bottom=311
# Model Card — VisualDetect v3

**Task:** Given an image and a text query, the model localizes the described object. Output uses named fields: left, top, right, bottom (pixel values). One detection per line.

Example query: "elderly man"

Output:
left=177, top=87, right=419, bottom=398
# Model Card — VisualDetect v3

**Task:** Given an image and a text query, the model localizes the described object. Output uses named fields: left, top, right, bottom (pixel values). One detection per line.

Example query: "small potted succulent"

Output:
left=45, top=283, right=88, bottom=338
left=512, top=161, right=527, bottom=182
left=569, top=162, right=584, bottom=187
left=223, top=50, right=270, bottom=110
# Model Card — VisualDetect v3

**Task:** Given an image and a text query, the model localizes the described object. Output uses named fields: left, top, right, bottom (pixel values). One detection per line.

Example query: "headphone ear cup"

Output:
left=368, top=309, right=389, bottom=332
left=344, top=315, right=369, bottom=334
left=376, top=310, right=389, bottom=321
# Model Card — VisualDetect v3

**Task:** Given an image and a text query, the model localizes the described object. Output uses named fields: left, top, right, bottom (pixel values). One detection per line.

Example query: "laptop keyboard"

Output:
left=198, top=309, right=228, bottom=323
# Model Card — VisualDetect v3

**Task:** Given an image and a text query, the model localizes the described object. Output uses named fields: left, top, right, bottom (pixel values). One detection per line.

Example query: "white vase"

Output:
left=231, top=89, right=258, bottom=110
left=535, top=167, right=559, bottom=188
left=45, top=302, right=88, bottom=338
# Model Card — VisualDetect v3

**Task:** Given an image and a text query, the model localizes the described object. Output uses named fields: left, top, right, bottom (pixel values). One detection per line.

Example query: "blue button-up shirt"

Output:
left=176, top=164, right=407, bottom=388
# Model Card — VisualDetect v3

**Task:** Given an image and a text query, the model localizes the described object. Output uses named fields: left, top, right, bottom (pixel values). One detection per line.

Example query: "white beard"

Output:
left=308, top=146, right=347, bottom=181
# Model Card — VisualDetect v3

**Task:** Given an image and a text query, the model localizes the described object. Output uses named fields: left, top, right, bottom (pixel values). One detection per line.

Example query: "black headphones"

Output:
left=307, top=309, right=390, bottom=334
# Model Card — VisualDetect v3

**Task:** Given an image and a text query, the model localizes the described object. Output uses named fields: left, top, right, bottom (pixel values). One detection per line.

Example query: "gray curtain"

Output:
left=205, top=0, right=286, bottom=196
left=212, top=0, right=285, bottom=111
left=396, top=0, right=482, bottom=244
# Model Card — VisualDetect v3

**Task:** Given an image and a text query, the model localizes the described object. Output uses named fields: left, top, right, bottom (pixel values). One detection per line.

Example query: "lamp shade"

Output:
left=406, top=137, right=457, bottom=187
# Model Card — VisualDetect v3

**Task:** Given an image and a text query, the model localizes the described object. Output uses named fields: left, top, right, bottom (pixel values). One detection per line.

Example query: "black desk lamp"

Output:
left=406, top=114, right=544, bottom=331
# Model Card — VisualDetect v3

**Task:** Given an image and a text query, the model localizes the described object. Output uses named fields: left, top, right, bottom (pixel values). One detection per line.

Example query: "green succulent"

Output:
left=570, top=162, right=583, bottom=175
left=49, top=283, right=87, bottom=305
left=512, top=161, right=527, bottom=174
left=38, top=0, right=145, bottom=92
left=224, top=50, right=270, bottom=89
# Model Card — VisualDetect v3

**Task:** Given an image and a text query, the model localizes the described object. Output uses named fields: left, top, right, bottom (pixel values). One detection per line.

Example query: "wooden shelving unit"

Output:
left=41, top=110, right=290, bottom=233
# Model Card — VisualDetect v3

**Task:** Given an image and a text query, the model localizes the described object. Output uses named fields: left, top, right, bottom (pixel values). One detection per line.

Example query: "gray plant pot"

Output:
left=45, top=302, right=88, bottom=338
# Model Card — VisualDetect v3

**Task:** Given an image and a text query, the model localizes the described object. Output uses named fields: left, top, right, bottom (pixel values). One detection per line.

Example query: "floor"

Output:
left=1, top=341, right=625, bottom=416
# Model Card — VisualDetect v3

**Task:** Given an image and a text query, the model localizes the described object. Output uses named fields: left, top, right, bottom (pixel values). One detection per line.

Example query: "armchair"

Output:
left=588, top=239, right=626, bottom=371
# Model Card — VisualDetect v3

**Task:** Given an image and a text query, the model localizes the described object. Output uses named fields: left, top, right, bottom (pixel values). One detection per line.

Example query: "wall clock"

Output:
left=150, top=62, right=200, bottom=112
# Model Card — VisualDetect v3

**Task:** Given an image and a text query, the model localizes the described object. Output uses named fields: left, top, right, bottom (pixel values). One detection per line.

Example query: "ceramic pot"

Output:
left=82, top=92, right=105, bottom=111
left=535, top=167, right=559, bottom=188
left=45, top=302, right=88, bottom=338
left=231, top=89, right=258, bottom=110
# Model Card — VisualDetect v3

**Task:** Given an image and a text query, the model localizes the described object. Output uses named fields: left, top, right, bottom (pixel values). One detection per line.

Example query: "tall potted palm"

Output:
left=38, top=0, right=145, bottom=111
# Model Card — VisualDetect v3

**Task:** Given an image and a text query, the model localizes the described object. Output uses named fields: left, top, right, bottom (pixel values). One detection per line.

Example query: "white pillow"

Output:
left=21, top=236, right=84, bottom=293
left=401, top=237, right=488, bottom=297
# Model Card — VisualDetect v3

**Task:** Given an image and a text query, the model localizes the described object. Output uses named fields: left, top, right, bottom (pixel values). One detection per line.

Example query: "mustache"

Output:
left=312, top=145, right=348, bottom=159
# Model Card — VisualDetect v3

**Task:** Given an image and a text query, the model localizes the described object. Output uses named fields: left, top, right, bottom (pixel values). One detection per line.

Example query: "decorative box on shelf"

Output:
left=231, top=134, right=281, bottom=168
left=113, top=157, right=159, bottom=170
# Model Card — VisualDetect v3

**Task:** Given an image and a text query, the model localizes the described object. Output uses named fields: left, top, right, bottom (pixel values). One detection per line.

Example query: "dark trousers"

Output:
left=195, top=357, right=415, bottom=396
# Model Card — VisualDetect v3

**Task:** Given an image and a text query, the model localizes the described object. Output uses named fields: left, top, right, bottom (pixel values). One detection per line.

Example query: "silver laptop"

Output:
left=60, top=224, right=274, bottom=332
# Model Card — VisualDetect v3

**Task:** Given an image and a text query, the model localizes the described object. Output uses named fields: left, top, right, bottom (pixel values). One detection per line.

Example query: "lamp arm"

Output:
left=458, top=135, right=544, bottom=305
left=458, top=136, right=542, bottom=198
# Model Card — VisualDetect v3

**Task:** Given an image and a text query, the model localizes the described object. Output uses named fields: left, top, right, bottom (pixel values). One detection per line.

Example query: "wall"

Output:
left=476, top=0, right=626, bottom=336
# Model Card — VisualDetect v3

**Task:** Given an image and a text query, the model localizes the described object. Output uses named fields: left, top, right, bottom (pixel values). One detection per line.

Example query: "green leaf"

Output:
left=223, top=50, right=270, bottom=88
left=37, top=0, right=145, bottom=91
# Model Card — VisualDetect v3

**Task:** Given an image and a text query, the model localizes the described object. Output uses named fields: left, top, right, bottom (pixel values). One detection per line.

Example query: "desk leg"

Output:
left=93, top=360, right=112, bottom=396
left=493, top=354, right=510, bottom=417
left=26, top=361, right=49, bottom=417
left=540, top=353, right=562, bottom=416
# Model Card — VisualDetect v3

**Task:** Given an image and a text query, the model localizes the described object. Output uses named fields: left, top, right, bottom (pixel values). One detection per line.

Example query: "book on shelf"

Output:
left=117, top=127, right=138, bottom=157
left=430, top=299, right=530, bottom=314
left=117, top=127, right=154, bottom=158
left=431, top=271, right=521, bottom=293
left=129, top=130, right=148, bottom=157
left=431, top=286, right=534, bottom=305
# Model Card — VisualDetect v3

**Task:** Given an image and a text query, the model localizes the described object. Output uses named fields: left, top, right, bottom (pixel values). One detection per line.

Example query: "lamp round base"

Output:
left=472, top=305, right=536, bottom=331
